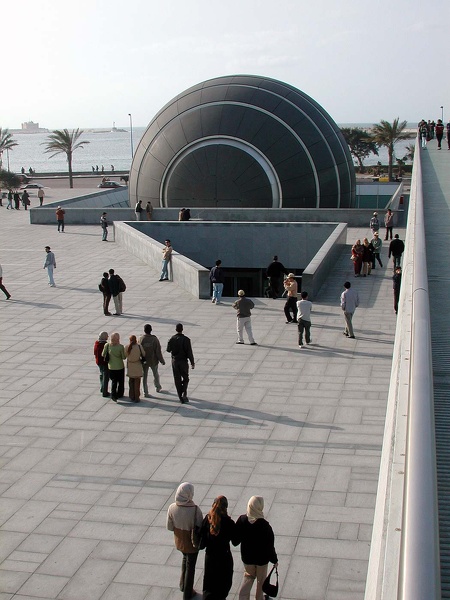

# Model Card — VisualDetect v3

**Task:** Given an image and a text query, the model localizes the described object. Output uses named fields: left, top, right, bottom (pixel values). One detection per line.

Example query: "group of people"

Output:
left=98, top=269, right=126, bottom=315
left=134, top=200, right=154, bottom=221
left=94, top=322, right=195, bottom=404
left=418, top=118, right=449, bottom=150
left=167, top=482, right=278, bottom=600
left=2, top=188, right=45, bottom=209
left=91, top=165, right=114, bottom=173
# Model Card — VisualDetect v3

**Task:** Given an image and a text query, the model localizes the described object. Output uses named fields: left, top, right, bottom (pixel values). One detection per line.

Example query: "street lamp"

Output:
left=440, top=106, right=444, bottom=123
left=128, top=113, right=134, bottom=159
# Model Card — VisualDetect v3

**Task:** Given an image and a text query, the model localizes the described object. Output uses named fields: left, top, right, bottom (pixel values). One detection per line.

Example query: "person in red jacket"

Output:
left=435, top=119, right=444, bottom=150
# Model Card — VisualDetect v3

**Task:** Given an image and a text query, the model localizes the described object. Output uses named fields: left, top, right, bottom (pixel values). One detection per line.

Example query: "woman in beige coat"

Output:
left=125, top=335, right=144, bottom=402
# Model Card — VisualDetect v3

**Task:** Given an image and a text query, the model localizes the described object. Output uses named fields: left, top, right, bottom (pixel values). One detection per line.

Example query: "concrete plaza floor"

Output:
left=0, top=206, right=402, bottom=600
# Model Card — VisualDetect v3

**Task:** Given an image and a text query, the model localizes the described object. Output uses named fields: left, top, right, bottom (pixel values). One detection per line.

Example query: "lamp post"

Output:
left=128, top=113, right=134, bottom=159
left=441, top=106, right=444, bottom=123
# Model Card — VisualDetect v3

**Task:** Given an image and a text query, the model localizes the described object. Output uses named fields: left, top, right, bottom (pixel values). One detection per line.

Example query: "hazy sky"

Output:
left=3, top=0, right=449, bottom=129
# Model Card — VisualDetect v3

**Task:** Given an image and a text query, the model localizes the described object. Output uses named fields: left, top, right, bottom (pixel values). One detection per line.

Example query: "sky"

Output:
left=2, top=0, right=449, bottom=129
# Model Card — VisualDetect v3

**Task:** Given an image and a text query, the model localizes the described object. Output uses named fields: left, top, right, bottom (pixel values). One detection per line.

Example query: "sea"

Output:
left=3, top=124, right=417, bottom=175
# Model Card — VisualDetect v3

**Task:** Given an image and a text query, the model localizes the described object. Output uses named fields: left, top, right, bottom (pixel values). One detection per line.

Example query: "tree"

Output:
left=0, top=168, right=22, bottom=190
left=43, top=128, right=89, bottom=188
left=404, top=143, right=415, bottom=162
left=0, top=128, right=18, bottom=169
left=371, top=118, right=410, bottom=181
left=341, top=127, right=378, bottom=173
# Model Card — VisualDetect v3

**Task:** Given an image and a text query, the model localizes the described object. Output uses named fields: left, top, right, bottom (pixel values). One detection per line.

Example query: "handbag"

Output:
left=190, top=506, right=201, bottom=549
left=262, top=565, right=279, bottom=598
left=103, top=343, right=110, bottom=364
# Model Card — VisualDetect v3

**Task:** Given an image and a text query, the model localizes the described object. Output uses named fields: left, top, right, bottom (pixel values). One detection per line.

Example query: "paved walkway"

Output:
left=0, top=206, right=402, bottom=600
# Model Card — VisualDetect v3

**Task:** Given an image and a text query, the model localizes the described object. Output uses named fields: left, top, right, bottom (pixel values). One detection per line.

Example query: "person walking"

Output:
left=22, top=190, right=30, bottom=210
left=384, top=209, right=394, bottom=240
left=93, top=331, right=110, bottom=397
left=297, top=291, right=312, bottom=347
left=134, top=199, right=143, bottom=220
left=38, top=187, right=45, bottom=206
left=266, top=255, right=288, bottom=299
left=388, top=234, right=405, bottom=269
left=125, top=335, right=144, bottom=403
left=435, top=119, right=444, bottom=150
left=369, top=212, right=380, bottom=235
left=361, top=238, right=373, bottom=277
left=159, top=239, right=172, bottom=281
left=100, top=212, right=108, bottom=241
left=200, top=495, right=235, bottom=600
left=419, top=120, right=428, bottom=149
left=43, top=246, right=56, bottom=287
left=447, top=121, right=450, bottom=150
left=210, top=259, right=225, bottom=304
left=233, top=290, right=257, bottom=345
left=139, top=324, right=165, bottom=397
left=371, top=232, right=383, bottom=269
left=108, top=268, right=126, bottom=315
left=0, top=264, right=11, bottom=300
left=102, top=332, right=126, bottom=402
left=56, top=206, right=65, bottom=232
left=351, top=239, right=364, bottom=277
left=99, top=272, right=112, bottom=316
left=167, top=323, right=195, bottom=403
left=283, top=273, right=298, bottom=323
left=6, top=190, right=13, bottom=209
left=167, top=482, right=203, bottom=600
left=145, top=201, right=153, bottom=221
left=13, top=191, right=21, bottom=210
left=393, top=266, right=402, bottom=314
left=341, top=281, right=359, bottom=339
left=232, top=496, right=278, bottom=600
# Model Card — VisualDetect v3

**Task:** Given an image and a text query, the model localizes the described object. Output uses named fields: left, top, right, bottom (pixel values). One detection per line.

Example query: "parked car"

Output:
left=97, top=181, right=124, bottom=189
left=20, top=183, right=44, bottom=190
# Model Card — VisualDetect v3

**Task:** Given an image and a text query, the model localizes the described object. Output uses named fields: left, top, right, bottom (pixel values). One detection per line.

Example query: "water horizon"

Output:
left=2, top=124, right=418, bottom=175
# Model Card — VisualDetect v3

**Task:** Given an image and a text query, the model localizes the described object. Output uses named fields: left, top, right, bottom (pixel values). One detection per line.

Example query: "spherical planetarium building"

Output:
left=129, top=75, right=355, bottom=209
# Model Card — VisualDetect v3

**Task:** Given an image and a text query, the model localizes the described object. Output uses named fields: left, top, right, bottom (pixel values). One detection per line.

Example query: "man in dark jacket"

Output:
left=167, top=323, right=195, bottom=403
left=233, top=290, right=257, bottom=345
left=393, top=267, right=402, bottom=314
left=140, top=324, right=165, bottom=396
left=388, top=234, right=405, bottom=268
left=108, top=268, right=125, bottom=315
left=266, top=256, right=288, bottom=299
left=210, top=259, right=225, bottom=304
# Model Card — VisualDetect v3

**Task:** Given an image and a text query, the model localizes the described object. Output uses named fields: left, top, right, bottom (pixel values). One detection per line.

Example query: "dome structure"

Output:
left=129, top=75, right=355, bottom=209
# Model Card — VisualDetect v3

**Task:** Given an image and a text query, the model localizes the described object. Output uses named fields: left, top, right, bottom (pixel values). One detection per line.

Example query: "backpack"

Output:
left=117, top=275, right=126, bottom=292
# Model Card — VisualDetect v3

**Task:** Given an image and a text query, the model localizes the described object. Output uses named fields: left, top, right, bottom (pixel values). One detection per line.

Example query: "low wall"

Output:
left=114, top=223, right=210, bottom=298
left=114, top=221, right=346, bottom=300
left=126, top=221, right=337, bottom=270
left=29, top=189, right=130, bottom=224
left=301, top=223, right=347, bottom=299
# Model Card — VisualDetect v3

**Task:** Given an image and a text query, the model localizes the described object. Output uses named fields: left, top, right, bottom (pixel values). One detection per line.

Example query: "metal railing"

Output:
left=398, top=138, right=440, bottom=598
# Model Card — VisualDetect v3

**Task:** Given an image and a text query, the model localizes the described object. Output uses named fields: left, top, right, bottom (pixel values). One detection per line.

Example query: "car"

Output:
left=20, top=183, right=44, bottom=189
left=97, top=181, right=124, bottom=189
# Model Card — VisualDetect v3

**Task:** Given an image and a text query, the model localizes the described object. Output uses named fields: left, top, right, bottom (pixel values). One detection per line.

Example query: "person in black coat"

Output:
left=232, top=496, right=278, bottom=600
left=99, top=272, right=112, bottom=316
left=200, top=496, right=235, bottom=600
left=393, top=267, right=402, bottom=314
left=266, top=256, right=288, bottom=299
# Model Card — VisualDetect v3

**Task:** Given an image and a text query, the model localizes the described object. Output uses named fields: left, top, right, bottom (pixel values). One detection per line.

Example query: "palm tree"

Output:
left=0, top=128, right=18, bottom=169
left=371, top=118, right=410, bottom=181
left=340, top=127, right=378, bottom=173
left=43, top=129, right=89, bottom=188
left=404, top=143, right=415, bottom=163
